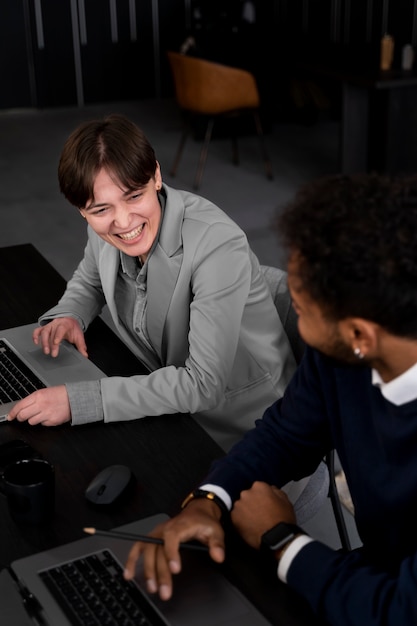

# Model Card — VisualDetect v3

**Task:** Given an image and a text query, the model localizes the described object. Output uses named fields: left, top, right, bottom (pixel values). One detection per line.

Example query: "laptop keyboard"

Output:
left=0, top=339, right=46, bottom=403
left=39, top=549, right=165, bottom=626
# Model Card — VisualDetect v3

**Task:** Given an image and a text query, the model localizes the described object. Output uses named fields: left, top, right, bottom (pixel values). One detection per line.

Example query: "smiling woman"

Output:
left=6, top=112, right=329, bottom=525
left=8, top=112, right=295, bottom=446
left=6, top=113, right=326, bottom=524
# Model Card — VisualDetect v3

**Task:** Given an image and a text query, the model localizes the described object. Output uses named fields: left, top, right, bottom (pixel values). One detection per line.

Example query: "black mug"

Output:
left=2, top=458, right=55, bottom=524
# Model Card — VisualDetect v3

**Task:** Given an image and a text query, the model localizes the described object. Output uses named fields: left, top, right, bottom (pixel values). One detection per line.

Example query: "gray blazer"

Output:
left=41, top=185, right=296, bottom=451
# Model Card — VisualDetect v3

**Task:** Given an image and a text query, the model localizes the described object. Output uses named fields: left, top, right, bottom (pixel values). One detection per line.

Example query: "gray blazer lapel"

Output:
left=99, top=245, right=120, bottom=324
left=146, top=186, right=185, bottom=361
left=147, top=246, right=182, bottom=362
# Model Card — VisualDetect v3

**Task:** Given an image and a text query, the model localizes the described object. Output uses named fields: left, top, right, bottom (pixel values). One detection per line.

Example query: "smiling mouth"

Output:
left=117, top=225, right=144, bottom=241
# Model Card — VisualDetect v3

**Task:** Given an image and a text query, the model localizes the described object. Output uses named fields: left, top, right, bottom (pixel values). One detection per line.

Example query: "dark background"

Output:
left=1, top=1, right=416, bottom=109
left=1, top=1, right=417, bottom=174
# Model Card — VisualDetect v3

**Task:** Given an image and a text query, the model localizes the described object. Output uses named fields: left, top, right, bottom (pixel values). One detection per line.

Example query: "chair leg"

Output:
left=325, top=450, right=352, bottom=551
left=253, top=111, right=274, bottom=180
left=170, top=127, right=189, bottom=177
left=194, top=118, right=214, bottom=190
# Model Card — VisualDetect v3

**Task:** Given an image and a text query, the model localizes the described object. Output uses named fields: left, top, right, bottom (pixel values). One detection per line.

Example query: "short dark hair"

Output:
left=58, top=114, right=157, bottom=208
left=277, top=173, right=417, bottom=338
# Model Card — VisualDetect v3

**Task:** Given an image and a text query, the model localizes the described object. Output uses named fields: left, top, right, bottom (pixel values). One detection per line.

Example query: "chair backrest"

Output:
left=167, top=51, right=260, bottom=115
left=261, top=265, right=353, bottom=548
left=260, top=265, right=305, bottom=364
left=260, top=265, right=354, bottom=548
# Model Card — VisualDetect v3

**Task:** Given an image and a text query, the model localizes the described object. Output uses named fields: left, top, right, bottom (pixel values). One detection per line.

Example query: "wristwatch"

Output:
left=261, top=522, right=305, bottom=554
left=181, top=488, right=229, bottom=520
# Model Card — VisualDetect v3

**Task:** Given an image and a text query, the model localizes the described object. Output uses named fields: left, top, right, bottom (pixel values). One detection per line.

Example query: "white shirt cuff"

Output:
left=277, top=535, right=315, bottom=583
left=199, top=484, right=232, bottom=511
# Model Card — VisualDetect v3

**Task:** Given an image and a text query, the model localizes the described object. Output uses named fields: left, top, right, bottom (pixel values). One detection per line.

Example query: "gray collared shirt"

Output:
left=116, top=251, right=161, bottom=371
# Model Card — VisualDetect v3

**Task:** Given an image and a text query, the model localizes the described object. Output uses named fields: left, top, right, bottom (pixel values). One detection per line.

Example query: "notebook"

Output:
left=0, top=323, right=106, bottom=422
left=3, top=513, right=270, bottom=625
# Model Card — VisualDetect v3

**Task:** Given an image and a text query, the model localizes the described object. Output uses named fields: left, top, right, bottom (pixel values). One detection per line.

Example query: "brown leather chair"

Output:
left=167, top=51, right=273, bottom=189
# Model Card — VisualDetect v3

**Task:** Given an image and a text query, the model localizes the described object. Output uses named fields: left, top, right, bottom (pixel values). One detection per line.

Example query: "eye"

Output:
left=91, top=206, right=109, bottom=215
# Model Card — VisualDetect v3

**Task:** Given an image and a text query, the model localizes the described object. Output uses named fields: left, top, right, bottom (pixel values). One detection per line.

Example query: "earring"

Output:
left=353, top=347, right=364, bottom=359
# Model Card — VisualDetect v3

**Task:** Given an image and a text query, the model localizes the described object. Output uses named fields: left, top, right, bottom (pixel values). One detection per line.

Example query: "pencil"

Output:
left=83, top=527, right=209, bottom=552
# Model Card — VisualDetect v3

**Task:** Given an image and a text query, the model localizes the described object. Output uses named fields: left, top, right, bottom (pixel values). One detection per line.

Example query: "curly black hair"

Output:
left=276, top=173, right=417, bottom=338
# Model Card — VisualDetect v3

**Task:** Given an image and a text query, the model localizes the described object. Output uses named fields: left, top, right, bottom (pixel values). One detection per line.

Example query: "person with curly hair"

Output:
left=124, top=172, right=417, bottom=626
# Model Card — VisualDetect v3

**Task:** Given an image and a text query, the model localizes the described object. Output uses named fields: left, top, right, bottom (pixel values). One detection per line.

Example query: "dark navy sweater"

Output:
left=205, top=346, right=417, bottom=625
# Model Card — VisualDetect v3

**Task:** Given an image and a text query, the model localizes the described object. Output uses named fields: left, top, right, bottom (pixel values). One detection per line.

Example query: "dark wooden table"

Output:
left=0, top=244, right=319, bottom=625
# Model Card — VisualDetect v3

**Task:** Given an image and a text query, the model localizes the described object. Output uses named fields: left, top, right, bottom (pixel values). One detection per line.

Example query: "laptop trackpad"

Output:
left=137, top=551, right=266, bottom=625
left=27, top=343, right=82, bottom=370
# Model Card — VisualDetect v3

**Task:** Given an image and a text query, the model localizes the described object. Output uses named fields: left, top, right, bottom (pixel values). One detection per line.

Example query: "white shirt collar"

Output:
left=372, top=361, right=417, bottom=405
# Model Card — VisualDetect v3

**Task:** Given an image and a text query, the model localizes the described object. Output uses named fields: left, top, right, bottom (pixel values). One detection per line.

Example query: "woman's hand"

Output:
left=7, top=385, right=71, bottom=426
left=124, top=499, right=226, bottom=601
left=33, top=317, right=88, bottom=358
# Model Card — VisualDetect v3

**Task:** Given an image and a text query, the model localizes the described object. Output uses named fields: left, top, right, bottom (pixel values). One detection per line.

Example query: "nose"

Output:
left=113, top=205, right=131, bottom=230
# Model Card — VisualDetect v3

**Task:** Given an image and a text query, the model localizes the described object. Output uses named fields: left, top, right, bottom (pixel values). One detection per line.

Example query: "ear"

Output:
left=154, top=161, right=162, bottom=191
left=79, top=208, right=87, bottom=219
left=338, top=318, right=380, bottom=359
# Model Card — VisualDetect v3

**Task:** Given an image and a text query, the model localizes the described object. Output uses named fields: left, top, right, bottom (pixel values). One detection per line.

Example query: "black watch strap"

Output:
left=261, top=522, right=305, bottom=552
left=181, top=488, right=229, bottom=520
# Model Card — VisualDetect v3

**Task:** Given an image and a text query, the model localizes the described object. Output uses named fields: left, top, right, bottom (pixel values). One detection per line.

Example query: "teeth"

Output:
left=118, top=225, right=143, bottom=240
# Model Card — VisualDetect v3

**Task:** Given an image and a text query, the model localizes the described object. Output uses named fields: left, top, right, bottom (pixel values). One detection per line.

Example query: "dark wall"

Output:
left=0, top=0, right=187, bottom=109
left=2, top=0, right=416, bottom=111
left=274, top=0, right=417, bottom=69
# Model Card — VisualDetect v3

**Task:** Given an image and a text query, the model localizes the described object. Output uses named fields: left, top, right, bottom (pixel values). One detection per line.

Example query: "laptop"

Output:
left=2, top=513, right=270, bottom=625
left=0, top=323, right=106, bottom=422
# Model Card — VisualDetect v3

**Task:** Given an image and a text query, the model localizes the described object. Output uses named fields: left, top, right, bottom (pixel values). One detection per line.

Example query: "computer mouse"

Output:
left=85, top=464, right=133, bottom=505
